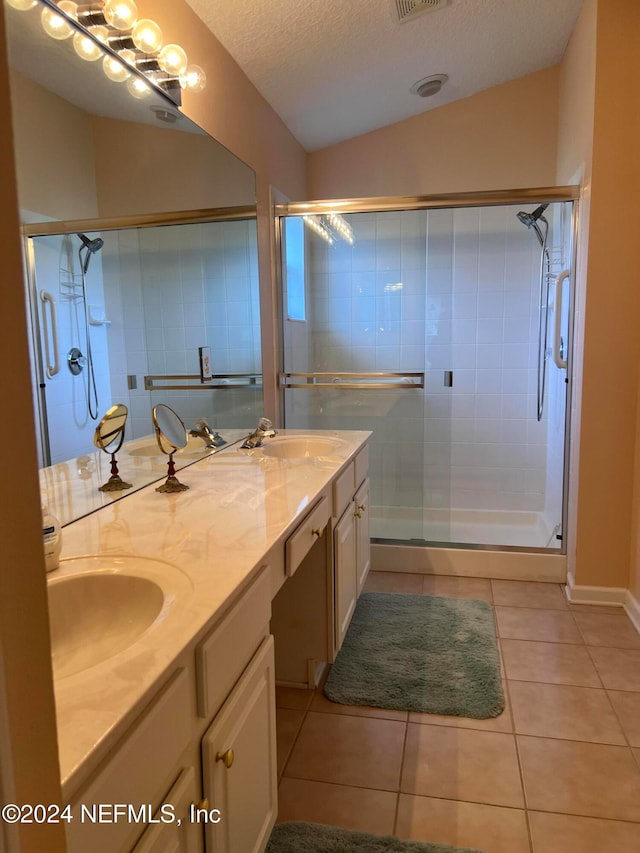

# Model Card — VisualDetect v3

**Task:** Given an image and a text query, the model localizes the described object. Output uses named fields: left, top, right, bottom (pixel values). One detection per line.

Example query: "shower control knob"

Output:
left=67, top=347, right=87, bottom=375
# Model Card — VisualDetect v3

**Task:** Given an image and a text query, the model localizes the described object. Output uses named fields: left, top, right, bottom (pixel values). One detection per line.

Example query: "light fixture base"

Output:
left=410, top=73, right=448, bottom=98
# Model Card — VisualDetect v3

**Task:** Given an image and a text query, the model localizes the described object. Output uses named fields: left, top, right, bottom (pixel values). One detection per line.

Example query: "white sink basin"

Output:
left=47, top=556, right=191, bottom=679
left=260, top=435, right=347, bottom=459
left=127, top=435, right=211, bottom=458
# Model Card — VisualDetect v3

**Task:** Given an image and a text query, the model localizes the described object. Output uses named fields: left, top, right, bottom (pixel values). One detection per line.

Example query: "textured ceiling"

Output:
left=184, top=0, right=583, bottom=151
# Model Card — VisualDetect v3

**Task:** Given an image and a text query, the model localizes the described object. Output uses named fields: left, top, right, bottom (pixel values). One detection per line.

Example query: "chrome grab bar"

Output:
left=40, top=290, right=60, bottom=377
left=279, top=372, right=425, bottom=390
left=144, top=373, right=263, bottom=391
left=553, top=270, right=570, bottom=370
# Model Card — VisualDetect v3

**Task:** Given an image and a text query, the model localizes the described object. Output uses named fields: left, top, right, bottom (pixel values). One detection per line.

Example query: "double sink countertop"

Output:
left=43, top=428, right=370, bottom=799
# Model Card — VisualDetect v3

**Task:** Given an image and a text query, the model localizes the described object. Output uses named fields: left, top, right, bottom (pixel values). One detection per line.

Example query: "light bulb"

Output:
left=89, top=24, right=108, bottom=43
left=118, top=48, right=136, bottom=65
left=126, top=74, right=151, bottom=99
left=102, top=55, right=130, bottom=82
left=179, top=64, right=206, bottom=93
left=41, top=1, right=77, bottom=40
left=158, top=44, right=188, bottom=76
left=73, top=30, right=103, bottom=60
left=131, top=18, right=162, bottom=53
left=103, top=0, right=137, bottom=30
left=6, top=0, right=38, bottom=11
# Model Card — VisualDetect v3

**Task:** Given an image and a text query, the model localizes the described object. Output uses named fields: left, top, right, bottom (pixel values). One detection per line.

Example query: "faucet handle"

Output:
left=257, top=417, right=273, bottom=431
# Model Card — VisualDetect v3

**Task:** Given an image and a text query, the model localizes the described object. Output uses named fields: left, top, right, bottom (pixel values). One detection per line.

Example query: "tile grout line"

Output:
left=496, top=603, right=536, bottom=853
left=392, top=715, right=410, bottom=837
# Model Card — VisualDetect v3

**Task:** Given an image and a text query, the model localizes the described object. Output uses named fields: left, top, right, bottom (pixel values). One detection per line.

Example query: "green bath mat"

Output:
left=266, top=822, right=485, bottom=853
left=324, top=592, right=504, bottom=718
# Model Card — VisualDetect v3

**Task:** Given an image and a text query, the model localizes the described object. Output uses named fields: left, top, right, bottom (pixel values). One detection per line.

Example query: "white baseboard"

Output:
left=625, top=589, right=640, bottom=635
left=564, top=573, right=640, bottom=636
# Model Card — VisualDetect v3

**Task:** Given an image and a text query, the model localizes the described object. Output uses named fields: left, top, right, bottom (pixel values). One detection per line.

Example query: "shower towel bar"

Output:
left=40, top=290, right=60, bottom=378
left=553, top=270, right=570, bottom=370
left=280, top=371, right=425, bottom=390
left=144, top=373, right=262, bottom=391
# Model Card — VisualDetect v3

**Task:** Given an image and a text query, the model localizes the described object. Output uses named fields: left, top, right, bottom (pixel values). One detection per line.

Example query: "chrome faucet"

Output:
left=189, top=418, right=226, bottom=448
left=241, top=417, right=277, bottom=449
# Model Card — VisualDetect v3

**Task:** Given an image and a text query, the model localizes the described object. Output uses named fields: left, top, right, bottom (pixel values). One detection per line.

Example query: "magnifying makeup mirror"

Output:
left=93, top=403, right=132, bottom=492
left=152, top=404, right=190, bottom=493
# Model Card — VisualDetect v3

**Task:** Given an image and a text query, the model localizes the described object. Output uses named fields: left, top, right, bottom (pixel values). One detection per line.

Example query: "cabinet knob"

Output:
left=354, top=511, right=362, bottom=519
left=193, top=798, right=209, bottom=811
left=358, top=504, right=366, bottom=512
left=216, top=748, right=235, bottom=768
left=311, top=527, right=324, bottom=538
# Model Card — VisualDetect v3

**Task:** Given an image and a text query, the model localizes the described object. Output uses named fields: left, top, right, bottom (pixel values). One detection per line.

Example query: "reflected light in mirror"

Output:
left=73, top=28, right=106, bottom=61
left=41, top=2, right=77, bottom=40
left=126, top=74, right=151, bottom=98
left=6, top=0, right=38, bottom=9
left=102, top=54, right=130, bottom=82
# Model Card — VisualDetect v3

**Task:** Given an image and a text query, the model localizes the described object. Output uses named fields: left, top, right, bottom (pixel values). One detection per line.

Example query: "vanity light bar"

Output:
left=9, top=0, right=207, bottom=104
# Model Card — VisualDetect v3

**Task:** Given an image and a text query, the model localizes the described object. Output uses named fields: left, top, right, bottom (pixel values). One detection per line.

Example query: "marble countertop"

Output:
left=40, top=429, right=251, bottom=528
left=49, top=428, right=370, bottom=799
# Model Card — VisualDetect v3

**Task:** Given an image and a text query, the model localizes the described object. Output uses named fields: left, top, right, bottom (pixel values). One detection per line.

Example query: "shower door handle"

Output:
left=553, top=270, right=570, bottom=370
left=40, top=291, right=60, bottom=377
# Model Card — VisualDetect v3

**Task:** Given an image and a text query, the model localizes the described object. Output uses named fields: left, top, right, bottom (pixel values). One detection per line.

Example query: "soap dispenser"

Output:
left=42, top=505, right=62, bottom=572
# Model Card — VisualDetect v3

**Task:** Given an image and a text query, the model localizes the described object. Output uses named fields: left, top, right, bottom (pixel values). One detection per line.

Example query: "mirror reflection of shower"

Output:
left=77, top=232, right=104, bottom=421
left=516, top=204, right=550, bottom=422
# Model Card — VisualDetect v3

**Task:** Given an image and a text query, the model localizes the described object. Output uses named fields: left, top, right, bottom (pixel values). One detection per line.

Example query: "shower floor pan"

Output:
left=370, top=506, right=566, bottom=582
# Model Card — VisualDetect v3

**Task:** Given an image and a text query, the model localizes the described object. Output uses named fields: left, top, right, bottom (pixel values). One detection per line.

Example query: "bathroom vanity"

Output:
left=47, top=429, right=370, bottom=853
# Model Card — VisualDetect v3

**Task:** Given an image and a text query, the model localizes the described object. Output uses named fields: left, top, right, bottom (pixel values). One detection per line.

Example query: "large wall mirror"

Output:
left=4, top=0, right=262, bottom=522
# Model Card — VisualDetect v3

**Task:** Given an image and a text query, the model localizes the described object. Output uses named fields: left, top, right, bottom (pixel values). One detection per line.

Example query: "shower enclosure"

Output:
left=277, top=189, right=578, bottom=567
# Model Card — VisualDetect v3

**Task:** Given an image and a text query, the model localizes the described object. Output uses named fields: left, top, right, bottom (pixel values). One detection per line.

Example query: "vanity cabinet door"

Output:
left=133, top=767, right=203, bottom=853
left=335, top=501, right=357, bottom=650
left=355, top=478, right=371, bottom=597
left=201, top=636, right=277, bottom=853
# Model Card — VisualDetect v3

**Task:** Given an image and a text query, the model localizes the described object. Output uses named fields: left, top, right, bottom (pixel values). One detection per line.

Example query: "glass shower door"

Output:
left=279, top=197, right=573, bottom=552
left=280, top=209, right=452, bottom=543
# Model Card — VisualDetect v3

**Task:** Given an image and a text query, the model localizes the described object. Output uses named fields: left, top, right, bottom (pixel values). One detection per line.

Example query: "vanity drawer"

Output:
left=354, top=443, right=369, bottom=489
left=285, top=496, right=330, bottom=578
left=332, top=462, right=355, bottom=519
left=67, top=668, right=192, bottom=853
left=196, top=566, right=271, bottom=719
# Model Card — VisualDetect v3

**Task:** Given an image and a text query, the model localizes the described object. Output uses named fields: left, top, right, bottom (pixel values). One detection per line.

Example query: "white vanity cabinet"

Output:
left=65, top=567, right=276, bottom=853
left=201, top=637, right=277, bottom=853
left=272, top=442, right=371, bottom=680
left=133, top=768, right=203, bottom=853
left=334, top=448, right=370, bottom=653
left=355, top=477, right=371, bottom=596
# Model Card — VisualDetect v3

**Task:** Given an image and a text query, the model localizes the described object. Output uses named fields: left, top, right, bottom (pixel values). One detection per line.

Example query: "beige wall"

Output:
left=572, top=0, right=640, bottom=590
left=307, top=67, right=560, bottom=199
left=10, top=69, right=99, bottom=221
left=92, top=117, right=255, bottom=217
left=555, top=0, right=596, bottom=587
left=0, top=8, right=65, bottom=852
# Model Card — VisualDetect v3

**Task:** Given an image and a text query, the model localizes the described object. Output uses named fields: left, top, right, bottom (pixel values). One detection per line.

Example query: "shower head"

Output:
left=516, top=204, right=549, bottom=229
left=77, top=233, right=104, bottom=254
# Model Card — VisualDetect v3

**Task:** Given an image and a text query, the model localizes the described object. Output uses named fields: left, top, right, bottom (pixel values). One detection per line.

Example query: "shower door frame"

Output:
left=274, top=185, right=581, bottom=556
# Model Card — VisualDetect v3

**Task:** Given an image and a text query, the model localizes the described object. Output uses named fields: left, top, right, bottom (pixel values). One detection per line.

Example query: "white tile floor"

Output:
left=275, top=572, right=640, bottom=853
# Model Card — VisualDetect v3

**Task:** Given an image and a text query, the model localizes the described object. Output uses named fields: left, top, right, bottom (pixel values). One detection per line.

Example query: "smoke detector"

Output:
left=392, top=0, right=451, bottom=24
left=150, top=106, right=182, bottom=124
left=410, top=74, right=448, bottom=98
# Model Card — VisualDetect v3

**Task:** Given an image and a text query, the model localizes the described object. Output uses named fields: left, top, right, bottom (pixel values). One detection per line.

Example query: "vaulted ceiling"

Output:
left=185, top=0, right=583, bottom=151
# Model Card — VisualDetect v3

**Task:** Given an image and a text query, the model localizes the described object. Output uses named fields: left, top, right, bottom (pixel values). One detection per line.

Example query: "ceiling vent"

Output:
left=392, top=0, right=451, bottom=24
